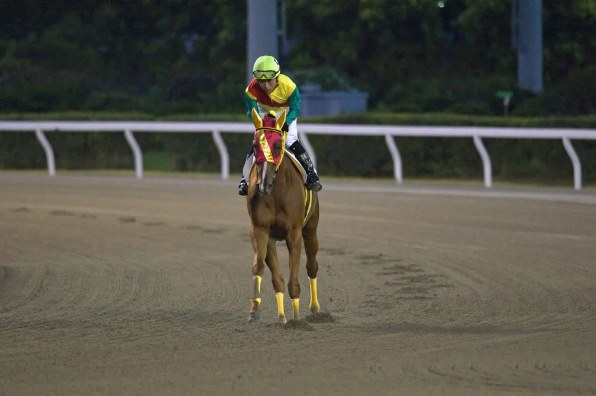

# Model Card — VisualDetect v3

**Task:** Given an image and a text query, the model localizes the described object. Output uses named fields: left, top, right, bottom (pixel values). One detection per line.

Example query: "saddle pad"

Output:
left=245, top=151, right=306, bottom=184
left=284, top=151, right=307, bottom=183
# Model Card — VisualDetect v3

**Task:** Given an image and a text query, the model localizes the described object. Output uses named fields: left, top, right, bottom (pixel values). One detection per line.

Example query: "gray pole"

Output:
left=517, top=0, right=543, bottom=93
left=247, top=0, right=279, bottom=84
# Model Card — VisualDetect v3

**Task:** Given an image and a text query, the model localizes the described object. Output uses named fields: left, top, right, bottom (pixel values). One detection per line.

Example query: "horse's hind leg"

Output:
left=303, top=209, right=320, bottom=314
left=265, top=239, right=287, bottom=324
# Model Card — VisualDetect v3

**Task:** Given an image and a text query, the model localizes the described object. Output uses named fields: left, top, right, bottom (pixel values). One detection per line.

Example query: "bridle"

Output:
left=254, top=126, right=286, bottom=193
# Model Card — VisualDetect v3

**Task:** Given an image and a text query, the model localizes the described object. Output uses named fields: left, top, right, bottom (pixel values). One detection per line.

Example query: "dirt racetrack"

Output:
left=1, top=172, right=595, bottom=396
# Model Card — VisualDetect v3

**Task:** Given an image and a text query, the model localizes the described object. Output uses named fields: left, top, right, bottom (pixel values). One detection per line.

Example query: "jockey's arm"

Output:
left=286, top=87, right=301, bottom=125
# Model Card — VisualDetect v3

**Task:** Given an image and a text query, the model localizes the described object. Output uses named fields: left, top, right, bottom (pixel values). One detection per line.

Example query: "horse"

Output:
left=245, top=108, right=321, bottom=324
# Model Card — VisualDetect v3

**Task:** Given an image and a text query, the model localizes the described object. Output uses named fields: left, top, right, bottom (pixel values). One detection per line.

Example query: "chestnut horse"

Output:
left=246, top=108, right=320, bottom=324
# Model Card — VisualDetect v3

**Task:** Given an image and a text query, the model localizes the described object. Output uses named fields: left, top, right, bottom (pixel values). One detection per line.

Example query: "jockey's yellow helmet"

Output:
left=252, top=55, right=280, bottom=80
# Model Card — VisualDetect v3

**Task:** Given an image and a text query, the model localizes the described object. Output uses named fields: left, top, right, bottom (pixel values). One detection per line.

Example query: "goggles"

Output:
left=253, top=70, right=279, bottom=80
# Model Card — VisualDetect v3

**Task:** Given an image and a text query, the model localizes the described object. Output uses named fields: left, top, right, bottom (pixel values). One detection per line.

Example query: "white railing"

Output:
left=0, top=121, right=594, bottom=190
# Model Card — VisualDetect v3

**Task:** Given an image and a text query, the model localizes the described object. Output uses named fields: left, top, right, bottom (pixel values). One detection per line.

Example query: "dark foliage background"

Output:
left=1, top=0, right=594, bottom=115
left=0, top=0, right=594, bottom=184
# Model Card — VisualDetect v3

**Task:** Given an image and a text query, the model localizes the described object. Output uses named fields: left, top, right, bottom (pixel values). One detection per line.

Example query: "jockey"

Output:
left=238, top=55, right=323, bottom=196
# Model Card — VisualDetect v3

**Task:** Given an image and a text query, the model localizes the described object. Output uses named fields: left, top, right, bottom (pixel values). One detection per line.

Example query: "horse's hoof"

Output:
left=247, top=312, right=260, bottom=322
left=278, top=315, right=287, bottom=325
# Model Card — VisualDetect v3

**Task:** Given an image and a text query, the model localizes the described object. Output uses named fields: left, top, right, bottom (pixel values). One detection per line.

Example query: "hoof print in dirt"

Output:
left=305, top=312, right=334, bottom=323
left=283, top=319, right=315, bottom=331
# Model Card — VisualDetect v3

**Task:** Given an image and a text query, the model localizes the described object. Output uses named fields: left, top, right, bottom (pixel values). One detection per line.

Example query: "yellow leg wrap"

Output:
left=292, top=298, right=300, bottom=320
left=309, top=277, right=320, bottom=313
left=276, top=292, right=287, bottom=323
left=251, top=275, right=262, bottom=310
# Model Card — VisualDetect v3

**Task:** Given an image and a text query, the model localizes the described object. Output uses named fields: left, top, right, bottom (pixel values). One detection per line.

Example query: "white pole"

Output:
left=124, top=129, right=143, bottom=178
left=211, top=130, right=229, bottom=180
left=384, top=134, right=402, bottom=184
left=35, top=129, right=55, bottom=176
left=562, top=137, right=582, bottom=190
left=473, top=136, right=492, bottom=188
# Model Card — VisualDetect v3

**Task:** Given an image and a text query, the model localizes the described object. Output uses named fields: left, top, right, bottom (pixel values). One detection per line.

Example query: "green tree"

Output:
left=0, top=0, right=593, bottom=115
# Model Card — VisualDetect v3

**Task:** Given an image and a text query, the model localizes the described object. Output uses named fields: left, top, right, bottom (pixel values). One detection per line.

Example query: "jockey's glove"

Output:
left=281, top=122, right=289, bottom=132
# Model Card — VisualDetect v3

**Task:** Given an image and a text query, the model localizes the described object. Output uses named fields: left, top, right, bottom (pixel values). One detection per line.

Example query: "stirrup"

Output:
left=238, top=179, right=248, bottom=196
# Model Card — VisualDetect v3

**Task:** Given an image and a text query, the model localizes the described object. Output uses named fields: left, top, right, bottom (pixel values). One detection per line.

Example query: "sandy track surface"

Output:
left=1, top=173, right=595, bottom=395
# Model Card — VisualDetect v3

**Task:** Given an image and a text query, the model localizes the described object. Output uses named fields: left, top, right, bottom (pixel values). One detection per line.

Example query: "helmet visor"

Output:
left=253, top=69, right=279, bottom=80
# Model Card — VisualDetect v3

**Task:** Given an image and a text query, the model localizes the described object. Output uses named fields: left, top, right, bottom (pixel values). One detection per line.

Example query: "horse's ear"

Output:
left=251, top=108, right=263, bottom=129
left=276, top=111, right=287, bottom=131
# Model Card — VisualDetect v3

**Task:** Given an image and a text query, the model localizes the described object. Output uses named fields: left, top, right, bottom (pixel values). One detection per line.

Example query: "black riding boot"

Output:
left=238, top=146, right=253, bottom=196
left=288, top=141, right=323, bottom=192
left=238, top=177, right=248, bottom=196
